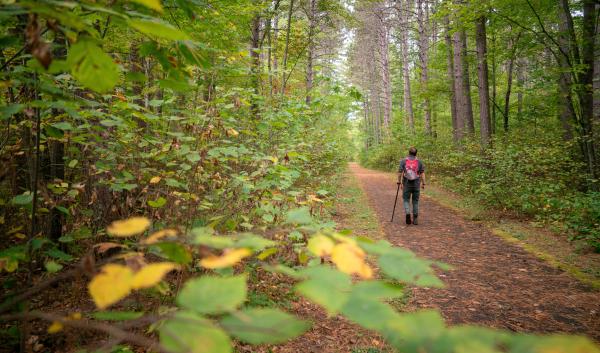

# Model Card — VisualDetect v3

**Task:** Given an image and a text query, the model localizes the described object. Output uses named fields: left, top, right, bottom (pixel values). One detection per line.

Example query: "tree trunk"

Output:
left=581, top=0, right=597, bottom=180
left=594, top=3, right=599, bottom=125
left=417, top=0, right=432, bottom=135
left=399, top=0, right=414, bottom=131
left=503, top=31, right=520, bottom=132
left=444, top=16, right=458, bottom=142
left=516, top=58, right=526, bottom=119
left=475, top=16, right=492, bottom=147
left=452, top=29, right=466, bottom=139
left=281, top=0, right=294, bottom=96
left=250, top=11, right=261, bottom=116
left=461, top=30, right=474, bottom=134
left=378, top=10, right=391, bottom=131
left=306, top=0, right=317, bottom=104
left=557, top=5, right=575, bottom=141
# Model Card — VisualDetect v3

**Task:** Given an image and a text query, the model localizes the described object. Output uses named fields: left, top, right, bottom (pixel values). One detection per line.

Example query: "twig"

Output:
left=0, top=311, right=169, bottom=353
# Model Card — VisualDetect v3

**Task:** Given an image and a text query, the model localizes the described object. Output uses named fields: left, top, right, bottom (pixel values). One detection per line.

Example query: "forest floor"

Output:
left=347, top=162, right=600, bottom=341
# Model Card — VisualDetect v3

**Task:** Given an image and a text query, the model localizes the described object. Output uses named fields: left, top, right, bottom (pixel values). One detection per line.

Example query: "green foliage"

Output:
left=176, top=275, right=247, bottom=315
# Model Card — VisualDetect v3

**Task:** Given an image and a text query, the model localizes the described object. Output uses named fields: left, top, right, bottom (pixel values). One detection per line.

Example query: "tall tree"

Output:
left=444, top=15, right=459, bottom=142
left=376, top=3, right=392, bottom=130
left=475, top=15, right=492, bottom=146
left=417, top=0, right=432, bottom=135
left=398, top=0, right=415, bottom=131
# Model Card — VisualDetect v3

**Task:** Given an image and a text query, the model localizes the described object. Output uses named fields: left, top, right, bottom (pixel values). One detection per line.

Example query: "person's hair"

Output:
left=408, top=147, right=417, bottom=156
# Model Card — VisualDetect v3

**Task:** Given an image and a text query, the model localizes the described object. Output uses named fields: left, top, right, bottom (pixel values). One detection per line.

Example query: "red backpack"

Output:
left=405, top=158, right=419, bottom=181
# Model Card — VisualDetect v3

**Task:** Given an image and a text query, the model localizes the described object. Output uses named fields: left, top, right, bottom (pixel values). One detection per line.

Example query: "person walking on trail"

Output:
left=398, top=147, right=425, bottom=225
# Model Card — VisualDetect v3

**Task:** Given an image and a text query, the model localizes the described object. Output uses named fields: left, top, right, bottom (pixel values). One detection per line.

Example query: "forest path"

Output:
left=349, top=163, right=600, bottom=341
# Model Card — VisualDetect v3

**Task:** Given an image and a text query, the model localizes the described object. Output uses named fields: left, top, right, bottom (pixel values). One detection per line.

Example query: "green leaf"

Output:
left=91, top=311, right=144, bottom=321
left=129, top=19, right=190, bottom=40
left=147, top=196, right=167, bottom=208
left=151, top=242, right=192, bottom=264
left=177, top=275, right=247, bottom=315
left=340, top=292, right=400, bottom=331
left=52, top=122, right=73, bottom=130
left=160, top=311, right=232, bottom=353
left=131, top=0, right=163, bottom=12
left=44, top=261, right=63, bottom=273
left=234, top=234, right=276, bottom=250
left=45, top=248, right=73, bottom=261
left=382, top=310, right=447, bottom=351
left=221, top=308, right=309, bottom=344
left=285, top=207, right=313, bottom=225
left=68, top=159, right=78, bottom=168
left=378, top=254, right=444, bottom=288
left=67, top=38, right=119, bottom=93
left=55, top=206, right=70, bottom=216
left=11, top=192, right=33, bottom=205
left=44, top=126, right=64, bottom=138
left=295, top=266, right=351, bottom=314
left=0, top=104, right=24, bottom=120
left=350, top=281, right=405, bottom=300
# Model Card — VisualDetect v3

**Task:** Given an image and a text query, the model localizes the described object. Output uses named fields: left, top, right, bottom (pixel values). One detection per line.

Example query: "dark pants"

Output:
left=403, top=187, right=420, bottom=215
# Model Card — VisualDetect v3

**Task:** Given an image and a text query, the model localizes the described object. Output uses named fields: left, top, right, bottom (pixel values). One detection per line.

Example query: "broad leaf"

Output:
left=67, top=38, right=119, bottom=93
left=129, top=19, right=190, bottom=40
left=221, top=308, right=310, bottom=344
left=160, top=311, right=231, bottom=353
left=177, top=275, right=247, bottom=314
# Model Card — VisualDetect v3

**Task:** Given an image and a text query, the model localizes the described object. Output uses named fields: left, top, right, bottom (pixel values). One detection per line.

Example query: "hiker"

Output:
left=397, top=146, right=425, bottom=225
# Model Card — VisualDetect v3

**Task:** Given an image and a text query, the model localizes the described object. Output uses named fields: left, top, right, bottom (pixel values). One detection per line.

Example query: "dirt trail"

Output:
left=349, top=163, right=600, bottom=340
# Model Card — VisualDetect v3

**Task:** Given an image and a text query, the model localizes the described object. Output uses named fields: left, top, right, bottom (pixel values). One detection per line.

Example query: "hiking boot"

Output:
left=413, top=214, right=418, bottom=225
left=405, top=214, right=411, bottom=225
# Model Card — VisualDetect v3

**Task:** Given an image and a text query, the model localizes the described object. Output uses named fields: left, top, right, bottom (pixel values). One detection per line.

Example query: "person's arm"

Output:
left=420, top=172, right=426, bottom=189
left=398, top=171, right=404, bottom=185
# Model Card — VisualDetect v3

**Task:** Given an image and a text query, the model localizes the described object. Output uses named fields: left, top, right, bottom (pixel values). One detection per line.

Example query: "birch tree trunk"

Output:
left=475, top=16, right=492, bottom=146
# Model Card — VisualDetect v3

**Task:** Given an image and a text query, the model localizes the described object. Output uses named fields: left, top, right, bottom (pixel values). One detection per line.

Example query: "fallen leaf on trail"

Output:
left=149, top=176, right=161, bottom=184
left=200, top=248, right=252, bottom=269
left=47, top=321, right=63, bottom=334
left=107, top=217, right=150, bottom=237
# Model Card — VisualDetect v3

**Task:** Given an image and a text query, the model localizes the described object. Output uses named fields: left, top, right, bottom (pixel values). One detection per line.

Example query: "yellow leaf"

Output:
left=47, top=321, right=63, bottom=334
left=200, top=248, right=252, bottom=269
left=149, top=176, right=161, bottom=184
left=226, top=128, right=239, bottom=137
left=107, top=217, right=151, bottom=237
left=142, top=229, right=177, bottom=244
left=331, top=243, right=372, bottom=279
left=88, top=264, right=134, bottom=309
left=307, top=235, right=334, bottom=257
left=131, top=262, right=177, bottom=289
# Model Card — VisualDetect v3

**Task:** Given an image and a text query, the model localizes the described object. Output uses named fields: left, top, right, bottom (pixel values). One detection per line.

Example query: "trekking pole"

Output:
left=390, top=182, right=401, bottom=222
